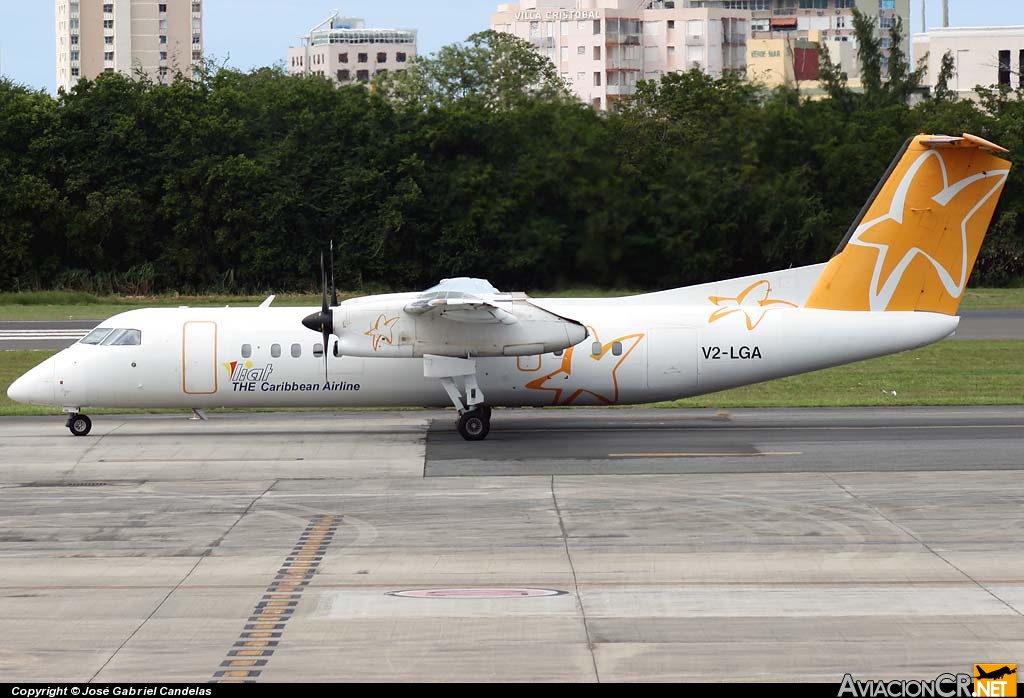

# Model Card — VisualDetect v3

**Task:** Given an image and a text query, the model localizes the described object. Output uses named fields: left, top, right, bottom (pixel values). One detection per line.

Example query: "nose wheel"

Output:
left=457, top=407, right=491, bottom=441
left=66, top=414, right=92, bottom=437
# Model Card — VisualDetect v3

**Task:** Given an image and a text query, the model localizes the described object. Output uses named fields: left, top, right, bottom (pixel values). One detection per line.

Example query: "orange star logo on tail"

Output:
left=525, top=327, right=644, bottom=405
left=707, top=280, right=797, bottom=331
left=806, top=135, right=1011, bottom=314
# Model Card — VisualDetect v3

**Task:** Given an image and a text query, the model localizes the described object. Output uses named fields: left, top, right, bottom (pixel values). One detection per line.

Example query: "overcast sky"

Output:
left=2, top=1, right=1024, bottom=94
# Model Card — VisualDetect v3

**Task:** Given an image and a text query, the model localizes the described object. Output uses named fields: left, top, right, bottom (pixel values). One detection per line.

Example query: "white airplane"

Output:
left=6, top=134, right=1012, bottom=440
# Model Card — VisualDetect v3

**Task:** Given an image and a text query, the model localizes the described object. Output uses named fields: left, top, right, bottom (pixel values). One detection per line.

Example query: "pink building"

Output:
left=491, top=0, right=750, bottom=110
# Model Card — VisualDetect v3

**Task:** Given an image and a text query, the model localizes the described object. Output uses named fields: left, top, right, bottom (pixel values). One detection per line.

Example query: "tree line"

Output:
left=1, top=20, right=1022, bottom=295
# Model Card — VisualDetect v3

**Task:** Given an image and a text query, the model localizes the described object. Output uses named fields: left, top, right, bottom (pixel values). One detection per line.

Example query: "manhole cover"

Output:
left=387, top=588, right=566, bottom=599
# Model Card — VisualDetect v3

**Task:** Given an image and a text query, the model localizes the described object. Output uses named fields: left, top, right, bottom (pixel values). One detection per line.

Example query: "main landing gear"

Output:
left=457, top=406, right=492, bottom=441
left=66, top=413, right=92, bottom=437
left=424, top=355, right=493, bottom=441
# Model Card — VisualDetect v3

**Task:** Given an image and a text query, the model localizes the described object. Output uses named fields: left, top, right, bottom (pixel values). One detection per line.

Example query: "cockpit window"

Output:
left=100, top=329, right=142, bottom=346
left=80, top=328, right=113, bottom=345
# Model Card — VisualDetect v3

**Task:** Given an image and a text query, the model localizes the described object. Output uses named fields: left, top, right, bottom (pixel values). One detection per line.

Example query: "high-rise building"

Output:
left=491, top=1, right=750, bottom=110
left=55, top=0, right=204, bottom=93
left=287, top=13, right=418, bottom=85
left=732, top=0, right=911, bottom=65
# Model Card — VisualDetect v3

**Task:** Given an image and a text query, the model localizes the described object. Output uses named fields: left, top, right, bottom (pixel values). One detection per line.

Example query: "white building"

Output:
left=56, top=0, right=203, bottom=93
left=914, top=27, right=1024, bottom=99
left=287, top=13, right=417, bottom=85
left=491, top=0, right=750, bottom=110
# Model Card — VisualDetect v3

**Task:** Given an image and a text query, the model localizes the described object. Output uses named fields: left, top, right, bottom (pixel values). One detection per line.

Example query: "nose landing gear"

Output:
left=66, top=413, right=92, bottom=437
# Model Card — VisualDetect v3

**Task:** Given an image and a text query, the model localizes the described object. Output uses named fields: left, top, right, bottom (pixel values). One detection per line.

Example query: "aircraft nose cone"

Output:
left=7, top=358, right=55, bottom=405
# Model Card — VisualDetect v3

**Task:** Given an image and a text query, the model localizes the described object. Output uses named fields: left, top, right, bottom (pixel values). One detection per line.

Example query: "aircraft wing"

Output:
left=404, top=295, right=518, bottom=325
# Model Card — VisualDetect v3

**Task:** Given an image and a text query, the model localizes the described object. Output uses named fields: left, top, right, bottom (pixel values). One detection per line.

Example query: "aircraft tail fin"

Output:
left=805, top=134, right=1011, bottom=315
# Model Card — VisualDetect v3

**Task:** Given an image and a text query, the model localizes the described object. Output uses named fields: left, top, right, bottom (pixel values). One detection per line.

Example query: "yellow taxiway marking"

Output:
left=608, top=451, right=803, bottom=458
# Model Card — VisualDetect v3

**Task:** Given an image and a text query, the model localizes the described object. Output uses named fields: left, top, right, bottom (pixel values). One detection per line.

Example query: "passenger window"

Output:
left=591, top=342, right=602, bottom=356
left=291, top=343, right=301, bottom=358
left=101, top=328, right=142, bottom=346
left=612, top=341, right=623, bottom=356
left=80, top=328, right=113, bottom=345
left=313, top=343, right=324, bottom=358
left=241, top=344, right=252, bottom=358
left=271, top=344, right=281, bottom=358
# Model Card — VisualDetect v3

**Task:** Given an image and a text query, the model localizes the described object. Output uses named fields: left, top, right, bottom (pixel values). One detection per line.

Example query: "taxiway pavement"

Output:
left=1, top=407, right=1022, bottom=682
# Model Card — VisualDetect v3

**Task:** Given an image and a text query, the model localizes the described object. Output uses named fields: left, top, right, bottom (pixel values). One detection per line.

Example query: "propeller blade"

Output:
left=330, top=240, right=338, bottom=308
left=301, top=249, right=336, bottom=382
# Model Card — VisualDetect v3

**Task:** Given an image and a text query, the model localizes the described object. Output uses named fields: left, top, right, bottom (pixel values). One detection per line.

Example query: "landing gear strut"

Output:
left=424, top=354, right=493, bottom=441
left=66, top=413, right=92, bottom=437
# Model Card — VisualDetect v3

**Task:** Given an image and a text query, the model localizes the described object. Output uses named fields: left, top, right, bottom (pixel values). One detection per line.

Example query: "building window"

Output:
left=396, top=52, right=406, bottom=62
left=103, top=20, right=113, bottom=29
left=160, top=51, right=168, bottom=61
left=687, top=20, right=704, bottom=37
left=103, top=3, right=113, bottom=12
left=836, top=16, right=846, bottom=29
left=338, top=69, right=350, bottom=81
left=358, top=52, right=368, bottom=63
left=594, top=71, right=601, bottom=86
left=71, top=68, right=80, bottom=77
left=103, top=51, right=113, bottom=61
left=577, top=45, right=585, bottom=55
left=879, top=0, right=895, bottom=8
left=291, top=343, right=301, bottom=358
left=104, top=36, right=112, bottom=45
left=799, top=0, right=827, bottom=8
left=999, top=50, right=1012, bottom=86
left=356, top=69, right=370, bottom=82
left=159, top=3, right=167, bottom=11
left=160, top=35, right=167, bottom=44
left=593, top=19, right=601, bottom=35
left=72, top=35, right=80, bottom=44
left=159, top=19, right=167, bottom=31
left=1020, top=50, right=1024, bottom=87
left=241, top=344, right=252, bottom=358
left=192, top=50, right=202, bottom=60
left=375, top=52, right=385, bottom=62
left=593, top=46, right=601, bottom=60
left=668, top=20, right=675, bottom=29
left=340, top=52, right=349, bottom=63
left=576, top=71, right=585, bottom=81
left=836, top=0, right=854, bottom=7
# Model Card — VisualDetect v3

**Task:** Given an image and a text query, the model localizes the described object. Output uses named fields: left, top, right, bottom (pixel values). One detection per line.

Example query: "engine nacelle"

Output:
left=334, top=298, right=587, bottom=359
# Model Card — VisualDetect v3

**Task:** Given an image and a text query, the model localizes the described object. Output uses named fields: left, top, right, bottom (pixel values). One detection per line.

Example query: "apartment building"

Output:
left=55, top=0, right=203, bottom=92
left=287, top=13, right=417, bottom=85
left=914, top=26, right=1024, bottom=100
left=491, top=0, right=750, bottom=110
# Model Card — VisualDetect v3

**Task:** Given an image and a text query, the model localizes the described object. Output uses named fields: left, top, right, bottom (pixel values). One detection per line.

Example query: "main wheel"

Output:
left=67, top=414, right=92, bottom=437
left=457, top=409, right=490, bottom=441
